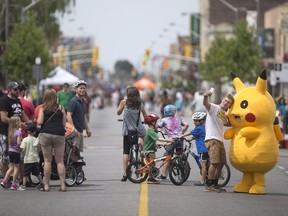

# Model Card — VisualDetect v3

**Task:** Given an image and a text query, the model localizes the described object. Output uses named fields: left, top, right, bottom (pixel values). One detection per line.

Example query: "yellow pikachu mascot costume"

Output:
left=224, top=70, right=283, bottom=194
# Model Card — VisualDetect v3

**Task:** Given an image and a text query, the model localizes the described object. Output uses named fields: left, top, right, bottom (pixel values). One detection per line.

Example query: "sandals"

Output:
left=121, top=176, right=127, bottom=182
left=59, top=187, right=67, bottom=192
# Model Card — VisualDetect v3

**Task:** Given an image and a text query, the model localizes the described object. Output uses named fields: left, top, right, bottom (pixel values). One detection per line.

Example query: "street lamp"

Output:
left=21, top=0, right=43, bottom=22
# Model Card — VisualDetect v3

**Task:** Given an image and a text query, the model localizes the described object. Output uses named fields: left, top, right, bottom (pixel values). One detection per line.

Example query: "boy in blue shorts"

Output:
left=143, top=113, right=173, bottom=184
left=181, top=112, right=208, bottom=186
left=19, top=123, right=44, bottom=190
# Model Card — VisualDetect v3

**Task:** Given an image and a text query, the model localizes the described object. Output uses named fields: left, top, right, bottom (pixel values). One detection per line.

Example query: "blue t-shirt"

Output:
left=191, top=125, right=207, bottom=154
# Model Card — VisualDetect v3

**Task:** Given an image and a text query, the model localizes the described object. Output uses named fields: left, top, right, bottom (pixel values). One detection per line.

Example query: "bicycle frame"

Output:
left=137, top=154, right=172, bottom=175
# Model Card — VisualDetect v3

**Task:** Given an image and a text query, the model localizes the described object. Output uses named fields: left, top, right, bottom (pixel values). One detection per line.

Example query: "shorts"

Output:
left=23, top=162, right=40, bottom=177
left=164, top=139, right=183, bottom=156
left=8, top=152, right=21, bottom=164
left=123, top=135, right=136, bottom=155
left=39, top=133, right=65, bottom=148
left=199, top=152, right=209, bottom=161
left=72, top=133, right=84, bottom=152
left=0, top=134, right=9, bottom=165
left=205, top=139, right=226, bottom=164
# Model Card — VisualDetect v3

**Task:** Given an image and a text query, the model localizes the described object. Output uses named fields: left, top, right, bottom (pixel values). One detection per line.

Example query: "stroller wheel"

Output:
left=65, top=165, right=77, bottom=187
left=76, top=170, right=85, bottom=185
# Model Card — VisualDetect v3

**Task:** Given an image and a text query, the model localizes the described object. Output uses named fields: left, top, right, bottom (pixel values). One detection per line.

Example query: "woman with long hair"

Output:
left=37, top=89, right=67, bottom=191
left=117, top=86, right=146, bottom=181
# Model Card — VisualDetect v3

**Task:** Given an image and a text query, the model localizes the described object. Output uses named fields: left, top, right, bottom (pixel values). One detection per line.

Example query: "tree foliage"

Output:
left=200, top=20, right=262, bottom=101
left=3, top=17, right=51, bottom=84
left=0, top=0, right=75, bottom=46
left=114, top=60, right=134, bottom=80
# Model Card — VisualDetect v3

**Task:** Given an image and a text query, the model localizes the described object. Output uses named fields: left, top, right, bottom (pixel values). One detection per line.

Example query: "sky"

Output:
left=59, top=0, right=199, bottom=71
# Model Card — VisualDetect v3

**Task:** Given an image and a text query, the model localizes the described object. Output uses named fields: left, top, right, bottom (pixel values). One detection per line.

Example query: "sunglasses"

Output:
left=13, top=87, right=20, bottom=91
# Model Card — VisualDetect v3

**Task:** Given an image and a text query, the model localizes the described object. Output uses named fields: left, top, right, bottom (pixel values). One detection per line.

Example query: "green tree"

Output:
left=200, top=20, right=261, bottom=102
left=114, top=60, right=134, bottom=80
left=3, top=17, right=51, bottom=84
left=0, top=0, right=75, bottom=46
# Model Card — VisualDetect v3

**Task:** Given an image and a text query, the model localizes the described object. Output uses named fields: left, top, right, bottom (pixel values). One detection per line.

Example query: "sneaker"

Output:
left=18, top=185, right=26, bottom=191
left=10, top=183, right=18, bottom=190
left=204, top=185, right=221, bottom=193
left=148, top=178, right=160, bottom=184
left=157, top=175, right=166, bottom=181
left=1, top=180, right=8, bottom=189
left=194, top=181, right=206, bottom=186
left=214, top=185, right=227, bottom=192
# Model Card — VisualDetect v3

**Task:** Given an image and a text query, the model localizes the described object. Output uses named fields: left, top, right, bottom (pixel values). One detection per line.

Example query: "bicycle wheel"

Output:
left=75, top=169, right=85, bottom=185
left=218, top=163, right=231, bottom=187
left=28, top=173, right=40, bottom=186
left=65, top=165, right=77, bottom=187
left=171, top=156, right=190, bottom=182
left=126, top=161, right=148, bottom=183
left=169, top=162, right=186, bottom=186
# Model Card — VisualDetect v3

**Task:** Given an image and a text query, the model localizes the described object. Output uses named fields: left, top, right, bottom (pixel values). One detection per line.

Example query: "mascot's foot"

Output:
left=249, top=184, right=265, bottom=195
left=233, top=182, right=251, bottom=193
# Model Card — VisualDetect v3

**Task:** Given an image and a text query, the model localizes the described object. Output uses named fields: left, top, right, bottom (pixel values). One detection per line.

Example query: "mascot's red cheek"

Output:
left=245, top=113, right=256, bottom=122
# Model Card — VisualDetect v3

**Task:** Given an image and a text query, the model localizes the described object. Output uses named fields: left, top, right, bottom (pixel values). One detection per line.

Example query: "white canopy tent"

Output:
left=40, top=66, right=79, bottom=86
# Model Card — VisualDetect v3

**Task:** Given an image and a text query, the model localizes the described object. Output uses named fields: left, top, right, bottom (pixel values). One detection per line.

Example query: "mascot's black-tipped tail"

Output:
left=231, top=73, right=237, bottom=81
left=260, top=70, right=267, bottom=80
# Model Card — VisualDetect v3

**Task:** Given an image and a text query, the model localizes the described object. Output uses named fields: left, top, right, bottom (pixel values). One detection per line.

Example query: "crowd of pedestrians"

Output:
left=0, top=80, right=91, bottom=191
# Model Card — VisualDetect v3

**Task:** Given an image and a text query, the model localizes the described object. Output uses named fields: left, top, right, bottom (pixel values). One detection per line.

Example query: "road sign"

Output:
left=274, top=63, right=282, bottom=71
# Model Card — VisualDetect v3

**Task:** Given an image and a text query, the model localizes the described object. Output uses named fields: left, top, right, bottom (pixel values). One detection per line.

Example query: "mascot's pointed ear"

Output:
left=256, top=70, right=267, bottom=95
left=231, top=73, right=246, bottom=93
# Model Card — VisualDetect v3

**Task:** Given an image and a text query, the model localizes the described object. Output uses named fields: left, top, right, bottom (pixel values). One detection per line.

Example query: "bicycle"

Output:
left=118, top=119, right=143, bottom=164
left=126, top=142, right=186, bottom=186
left=172, top=136, right=231, bottom=187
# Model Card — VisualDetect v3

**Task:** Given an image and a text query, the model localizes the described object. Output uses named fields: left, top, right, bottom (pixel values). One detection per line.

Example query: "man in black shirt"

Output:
left=0, top=81, right=29, bottom=178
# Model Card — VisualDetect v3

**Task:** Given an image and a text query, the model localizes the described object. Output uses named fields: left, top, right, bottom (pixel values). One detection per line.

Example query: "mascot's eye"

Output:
left=240, top=100, right=248, bottom=109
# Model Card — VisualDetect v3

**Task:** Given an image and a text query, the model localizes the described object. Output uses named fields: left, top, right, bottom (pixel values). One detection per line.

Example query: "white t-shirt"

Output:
left=20, top=136, right=40, bottom=164
left=205, top=103, right=228, bottom=142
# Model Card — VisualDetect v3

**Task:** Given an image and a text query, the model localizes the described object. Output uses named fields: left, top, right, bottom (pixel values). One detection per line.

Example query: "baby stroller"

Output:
left=29, top=123, right=86, bottom=187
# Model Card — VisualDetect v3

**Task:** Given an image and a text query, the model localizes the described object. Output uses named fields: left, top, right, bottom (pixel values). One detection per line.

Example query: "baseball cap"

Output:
left=25, top=123, right=37, bottom=133
left=18, top=83, right=27, bottom=91
left=6, top=81, right=19, bottom=90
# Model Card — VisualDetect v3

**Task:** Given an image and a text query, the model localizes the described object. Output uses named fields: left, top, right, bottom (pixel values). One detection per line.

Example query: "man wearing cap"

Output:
left=66, top=80, right=91, bottom=152
left=0, top=81, right=30, bottom=177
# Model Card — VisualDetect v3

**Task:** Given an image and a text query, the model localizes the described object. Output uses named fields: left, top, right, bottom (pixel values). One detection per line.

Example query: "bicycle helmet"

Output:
left=163, top=104, right=176, bottom=117
left=192, top=112, right=206, bottom=121
left=74, top=80, right=87, bottom=88
left=144, top=113, right=159, bottom=124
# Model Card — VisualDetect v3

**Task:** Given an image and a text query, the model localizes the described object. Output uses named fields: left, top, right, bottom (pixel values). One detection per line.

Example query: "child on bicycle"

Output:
left=157, top=104, right=189, bottom=180
left=143, top=113, right=174, bottom=184
left=181, top=112, right=208, bottom=186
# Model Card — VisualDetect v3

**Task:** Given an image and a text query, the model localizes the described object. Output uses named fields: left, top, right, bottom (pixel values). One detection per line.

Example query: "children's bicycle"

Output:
left=172, top=137, right=231, bottom=187
left=126, top=142, right=186, bottom=186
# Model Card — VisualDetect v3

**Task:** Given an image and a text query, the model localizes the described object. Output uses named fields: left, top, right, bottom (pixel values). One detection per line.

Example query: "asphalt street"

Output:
left=0, top=105, right=288, bottom=216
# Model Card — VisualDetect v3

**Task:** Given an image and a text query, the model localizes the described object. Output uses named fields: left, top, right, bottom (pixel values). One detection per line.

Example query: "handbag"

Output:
left=125, top=109, right=140, bottom=144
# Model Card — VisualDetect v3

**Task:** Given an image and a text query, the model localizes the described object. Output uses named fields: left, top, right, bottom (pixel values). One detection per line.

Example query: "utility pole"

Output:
left=5, top=0, right=9, bottom=50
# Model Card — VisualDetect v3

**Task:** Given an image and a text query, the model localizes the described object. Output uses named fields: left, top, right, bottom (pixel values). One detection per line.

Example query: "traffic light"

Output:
left=184, top=44, right=192, bottom=57
left=72, top=59, right=79, bottom=73
left=162, top=58, right=169, bottom=70
left=145, top=48, right=150, bottom=60
left=92, top=47, right=99, bottom=66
